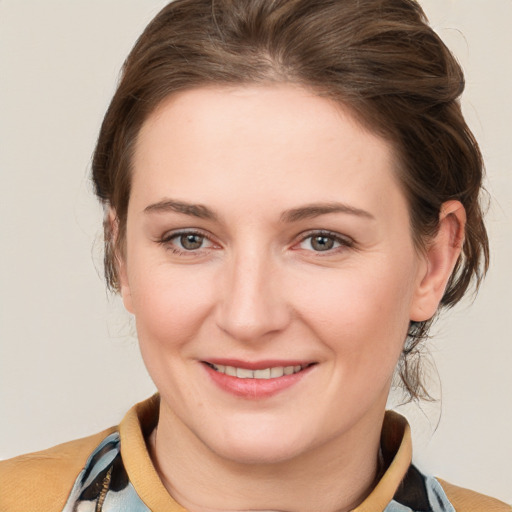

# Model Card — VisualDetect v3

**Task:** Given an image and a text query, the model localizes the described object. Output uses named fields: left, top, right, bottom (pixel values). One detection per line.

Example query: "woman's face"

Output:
left=121, top=84, right=429, bottom=463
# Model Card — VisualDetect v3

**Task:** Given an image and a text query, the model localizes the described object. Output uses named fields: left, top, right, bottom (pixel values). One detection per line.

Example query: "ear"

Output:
left=108, top=208, right=134, bottom=314
left=410, top=200, right=466, bottom=322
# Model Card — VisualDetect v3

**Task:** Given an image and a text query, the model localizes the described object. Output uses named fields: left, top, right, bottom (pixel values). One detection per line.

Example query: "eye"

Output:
left=306, top=234, right=337, bottom=251
left=159, top=230, right=216, bottom=255
left=178, top=233, right=206, bottom=250
left=296, top=231, right=353, bottom=253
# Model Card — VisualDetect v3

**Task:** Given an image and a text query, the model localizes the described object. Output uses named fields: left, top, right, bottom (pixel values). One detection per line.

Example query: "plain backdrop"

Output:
left=0, top=0, right=511, bottom=504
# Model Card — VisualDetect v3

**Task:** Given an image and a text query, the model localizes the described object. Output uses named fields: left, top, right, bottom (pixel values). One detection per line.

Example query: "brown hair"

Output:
left=92, top=0, right=489, bottom=400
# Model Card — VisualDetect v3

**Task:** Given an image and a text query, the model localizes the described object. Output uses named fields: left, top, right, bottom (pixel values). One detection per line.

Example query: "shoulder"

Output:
left=0, top=426, right=116, bottom=512
left=437, top=478, right=511, bottom=512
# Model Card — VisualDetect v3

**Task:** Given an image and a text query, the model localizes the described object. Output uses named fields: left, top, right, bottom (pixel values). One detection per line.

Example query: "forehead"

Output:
left=131, top=84, right=406, bottom=221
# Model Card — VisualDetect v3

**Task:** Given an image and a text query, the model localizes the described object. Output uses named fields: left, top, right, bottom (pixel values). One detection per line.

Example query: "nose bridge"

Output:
left=216, top=243, right=289, bottom=342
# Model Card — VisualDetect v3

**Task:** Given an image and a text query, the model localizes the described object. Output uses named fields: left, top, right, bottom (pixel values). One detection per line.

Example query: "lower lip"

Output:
left=203, top=363, right=314, bottom=399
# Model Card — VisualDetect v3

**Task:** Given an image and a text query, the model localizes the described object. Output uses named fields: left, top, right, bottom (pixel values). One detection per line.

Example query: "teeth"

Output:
left=210, top=363, right=306, bottom=379
left=236, top=368, right=254, bottom=379
left=283, top=366, right=294, bottom=375
left=254, top=368, right=271, bottom=379
left=270, top=367, right=284, bottom=378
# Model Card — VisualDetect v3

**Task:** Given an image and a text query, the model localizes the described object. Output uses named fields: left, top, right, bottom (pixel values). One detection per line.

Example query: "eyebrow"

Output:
left=144, top=199, right=218, bottom=221
left=144, top=198, right=374, bottom=223
left=280, top=202, right=375, bottom=223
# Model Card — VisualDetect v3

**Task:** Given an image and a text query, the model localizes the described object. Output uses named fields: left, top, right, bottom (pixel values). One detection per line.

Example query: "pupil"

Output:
left=181, top=234, right=203, bottom=250
left=312, top=236, right=333, bottom=251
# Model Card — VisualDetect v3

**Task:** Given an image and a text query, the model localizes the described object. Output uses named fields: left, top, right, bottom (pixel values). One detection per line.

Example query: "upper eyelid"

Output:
left=160, top=228, right=212, bottom=242
left=296, top=229, right=354, bottom=244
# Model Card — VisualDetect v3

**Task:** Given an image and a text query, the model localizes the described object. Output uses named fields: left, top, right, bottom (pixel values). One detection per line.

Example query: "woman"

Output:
left=1, top=0, right=510, bottom=510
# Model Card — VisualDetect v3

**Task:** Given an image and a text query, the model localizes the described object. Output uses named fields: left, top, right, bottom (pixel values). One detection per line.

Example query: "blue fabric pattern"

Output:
left=61, top=433, right=149, bottom=512
left=384, top=474, right=456, bottom=511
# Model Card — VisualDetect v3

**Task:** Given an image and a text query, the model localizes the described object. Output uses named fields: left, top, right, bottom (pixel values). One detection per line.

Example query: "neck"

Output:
left=149, top=404, right=386, bottom=512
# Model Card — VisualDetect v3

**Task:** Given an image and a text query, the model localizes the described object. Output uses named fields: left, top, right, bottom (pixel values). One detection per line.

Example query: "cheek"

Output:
left=126, top=259, right=216, bottom=351
left=126, top=263, right=218, bottom=402
left=295, top=256, right=417, bottom=365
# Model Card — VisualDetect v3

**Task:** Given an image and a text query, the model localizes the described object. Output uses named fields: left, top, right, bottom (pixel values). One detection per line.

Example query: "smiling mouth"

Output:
left=203, top=362, right=314, bottom=379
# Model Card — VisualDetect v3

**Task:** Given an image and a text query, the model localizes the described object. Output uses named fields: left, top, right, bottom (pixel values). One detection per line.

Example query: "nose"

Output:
left=215, top=249, right=291, bottom=343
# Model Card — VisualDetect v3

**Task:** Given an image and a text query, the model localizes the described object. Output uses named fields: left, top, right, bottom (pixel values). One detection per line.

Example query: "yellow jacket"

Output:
left=1, top=395, right=509, bottom=512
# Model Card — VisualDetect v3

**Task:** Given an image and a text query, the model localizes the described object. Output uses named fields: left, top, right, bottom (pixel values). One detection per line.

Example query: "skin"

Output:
left=117, top=84, right=465, bottom=512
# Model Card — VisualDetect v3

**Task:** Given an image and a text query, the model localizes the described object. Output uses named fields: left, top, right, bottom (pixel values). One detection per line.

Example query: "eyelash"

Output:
left=158, top=229, right=354, bottom=256
left=158, top=229, right=215, bottom=256
left=294, top=230, right=354, bottom=254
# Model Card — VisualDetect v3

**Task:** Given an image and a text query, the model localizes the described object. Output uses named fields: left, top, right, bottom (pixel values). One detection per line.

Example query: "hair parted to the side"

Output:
left=92, top=0, right=489, bottom=401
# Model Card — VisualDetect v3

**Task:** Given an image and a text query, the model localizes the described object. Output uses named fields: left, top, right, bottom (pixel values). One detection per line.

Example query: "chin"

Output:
left=213, top=439, right=305, bottom=465
left=200, top=421, right=316, bottom=465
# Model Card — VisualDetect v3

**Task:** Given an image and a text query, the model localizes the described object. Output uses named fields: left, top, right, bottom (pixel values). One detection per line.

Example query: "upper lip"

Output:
left=202, top=358, right=316, bottom=370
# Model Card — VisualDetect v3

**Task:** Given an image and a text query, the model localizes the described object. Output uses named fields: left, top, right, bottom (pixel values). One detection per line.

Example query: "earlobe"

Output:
left=108, top=208, right=134, bottom=314
left=410, top=200, right=466, bottom=322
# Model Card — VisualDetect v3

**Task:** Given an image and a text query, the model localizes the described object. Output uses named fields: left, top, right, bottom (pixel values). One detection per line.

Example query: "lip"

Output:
left=201, top=359, right=316, bottom=399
